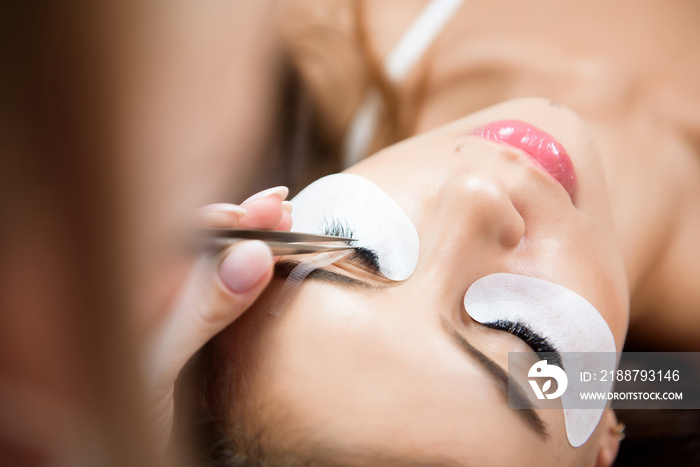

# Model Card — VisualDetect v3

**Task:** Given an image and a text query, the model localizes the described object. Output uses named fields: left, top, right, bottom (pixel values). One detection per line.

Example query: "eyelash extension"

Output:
left=268, top=249, right=351, bottom=316
left=484, top=319, right=564, bottom=370
left=321, top=217, right=381, bottom=274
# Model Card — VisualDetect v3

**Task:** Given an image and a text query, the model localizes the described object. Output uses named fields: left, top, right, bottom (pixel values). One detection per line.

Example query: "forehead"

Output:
left=241, top=279, right=566, bottom=464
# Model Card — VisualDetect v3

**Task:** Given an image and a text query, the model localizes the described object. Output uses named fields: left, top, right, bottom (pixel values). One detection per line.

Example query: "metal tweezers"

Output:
left=197, top=228, right=358, bottom=255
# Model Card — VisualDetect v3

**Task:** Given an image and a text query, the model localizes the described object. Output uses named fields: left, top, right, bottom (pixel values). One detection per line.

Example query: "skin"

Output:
left=225, top=98, right=630, bottom=466
left=136, top=0, right=697, bottom=462
left=280, top=0, right=700, bottom=347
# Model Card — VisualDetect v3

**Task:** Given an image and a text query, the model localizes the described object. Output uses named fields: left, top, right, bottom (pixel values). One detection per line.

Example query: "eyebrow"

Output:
left=440, top=316, right=549, bottom=440
left=275, top=261, right=548, bottom=439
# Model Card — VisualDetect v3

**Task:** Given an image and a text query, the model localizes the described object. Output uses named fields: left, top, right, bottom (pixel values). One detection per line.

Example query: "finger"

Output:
left=148, top=240, right=273, bottom=392
left=238, top=186, right=289, bottom=229
left=276, top=201, right=293, bottom=231
left=238, top=197, right=284, bottom=229
left=242, top=186, right=288, bottom=204
left=199, top=186, right=290, bottom=230
left=199, top=203, right=246, bottom=228
left=200, top=200, right=284, bottom=230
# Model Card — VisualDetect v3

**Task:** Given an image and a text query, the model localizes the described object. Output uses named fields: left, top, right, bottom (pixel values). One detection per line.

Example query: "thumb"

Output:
left=148, top=240, right=273, bottom=392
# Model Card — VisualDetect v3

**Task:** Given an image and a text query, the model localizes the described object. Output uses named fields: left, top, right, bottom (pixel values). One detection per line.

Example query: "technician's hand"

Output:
left=147, top=186, right=292, bottom=450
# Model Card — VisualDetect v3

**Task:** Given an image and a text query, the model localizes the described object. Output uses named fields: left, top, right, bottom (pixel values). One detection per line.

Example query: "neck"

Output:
left=596, top=115, right=700, bottom=349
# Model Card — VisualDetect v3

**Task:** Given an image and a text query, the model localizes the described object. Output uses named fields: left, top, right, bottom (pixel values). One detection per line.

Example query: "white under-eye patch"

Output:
left=464, top=273, right=617, bottom=447
left=291, top=173, right=419, bottom=281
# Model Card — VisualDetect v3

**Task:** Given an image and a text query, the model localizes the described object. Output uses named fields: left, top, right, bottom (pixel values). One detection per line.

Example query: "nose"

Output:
left=415, top=173, right=525, bottom=292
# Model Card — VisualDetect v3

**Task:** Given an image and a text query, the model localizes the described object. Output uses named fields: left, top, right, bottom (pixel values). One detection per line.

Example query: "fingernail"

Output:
left=200, top=204, right=246, bottom=227
left=243, top=186, right=289, bottom=204
left=201, top=203, right=246, bottom=220
left=203, top=203, right=246, bottom=216
left=282, top=201, right=293, bottom=214
left=218, top=240, right=272, bottom=293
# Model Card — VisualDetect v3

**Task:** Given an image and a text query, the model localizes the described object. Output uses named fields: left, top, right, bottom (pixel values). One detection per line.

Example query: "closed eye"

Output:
left=484, top=320, right=564, bottom=370
left=321, top=217, right=381, bottom=274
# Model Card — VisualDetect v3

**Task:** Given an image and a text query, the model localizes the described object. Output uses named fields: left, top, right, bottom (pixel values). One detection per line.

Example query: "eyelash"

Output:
left=321, top=217, right=381, bottom=274
left=321, top=217, right=561, bottom=364
left=484, top=319, right=563, bottom=369
left=322, top=219, right=561, bottom=365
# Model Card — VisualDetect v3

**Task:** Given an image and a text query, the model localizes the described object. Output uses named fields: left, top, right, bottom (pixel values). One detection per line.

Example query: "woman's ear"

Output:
left=595, top=410, right=623, bottom=467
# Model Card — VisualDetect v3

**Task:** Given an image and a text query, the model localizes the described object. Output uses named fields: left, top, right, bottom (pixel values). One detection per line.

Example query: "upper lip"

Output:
left=469, top=120, right=577, bottom=200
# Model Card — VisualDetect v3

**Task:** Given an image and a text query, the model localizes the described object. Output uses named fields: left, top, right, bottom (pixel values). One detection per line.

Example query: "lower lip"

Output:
left=470, top=120, right=577, bottom=198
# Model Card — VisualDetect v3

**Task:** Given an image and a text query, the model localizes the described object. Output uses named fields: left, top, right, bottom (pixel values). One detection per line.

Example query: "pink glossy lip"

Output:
left=470, top=120, right=577, bottom=198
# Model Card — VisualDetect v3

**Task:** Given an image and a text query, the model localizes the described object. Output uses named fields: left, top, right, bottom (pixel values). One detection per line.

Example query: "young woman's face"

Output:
left=230, top=98, right=629, bottom=465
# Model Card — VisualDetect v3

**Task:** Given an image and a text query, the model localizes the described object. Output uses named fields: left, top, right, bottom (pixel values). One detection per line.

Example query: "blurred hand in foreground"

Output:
left=147, top=186, right=292, bottom=449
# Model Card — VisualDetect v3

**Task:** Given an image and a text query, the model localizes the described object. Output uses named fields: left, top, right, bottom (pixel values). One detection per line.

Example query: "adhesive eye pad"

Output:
left=464, top=273, right=617, bottom=447
left=291, top=173, right=419, bottom=281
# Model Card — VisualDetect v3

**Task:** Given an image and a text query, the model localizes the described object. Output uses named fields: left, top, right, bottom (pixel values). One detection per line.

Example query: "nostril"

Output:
left=499, top=203, right=526, bottom=249
left=439, top=174, right=525, bottom=249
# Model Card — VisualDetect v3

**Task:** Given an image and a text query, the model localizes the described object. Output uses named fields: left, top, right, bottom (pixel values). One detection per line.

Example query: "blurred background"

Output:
left=1, top=2, right=286, bottom=465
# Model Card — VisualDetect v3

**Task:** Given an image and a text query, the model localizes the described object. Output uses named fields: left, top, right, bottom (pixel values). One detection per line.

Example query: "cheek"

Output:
left=464, top=273, right=617, bottom=447
left=557, top=214, right=629, bottom=348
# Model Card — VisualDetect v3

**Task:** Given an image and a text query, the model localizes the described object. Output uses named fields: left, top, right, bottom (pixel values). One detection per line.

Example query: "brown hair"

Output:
left=262, top=0, right=429, bottom=196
